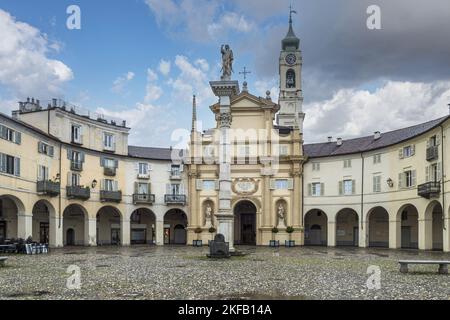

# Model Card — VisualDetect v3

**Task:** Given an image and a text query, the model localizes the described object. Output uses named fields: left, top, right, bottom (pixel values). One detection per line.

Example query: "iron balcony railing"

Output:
left=104, top=166, right=116, bottom=176
left=37, top=180, right=60, bottom=197
left=133, top=194, right=155, bottom=204
left=70, top=160, right=83, bottom=171
left=66, top=186, right=90, bottom=200
left=100, top=190, right=122, bottom=203
left=165, top=194, right=186, bottom=205
left=418, top=181, right=441, bottom=199
left=426, top=146, right=439, bottom=161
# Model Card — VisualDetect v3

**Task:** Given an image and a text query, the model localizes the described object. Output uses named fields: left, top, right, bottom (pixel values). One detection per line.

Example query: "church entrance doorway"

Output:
left=234, top=201, right=257, bottom=245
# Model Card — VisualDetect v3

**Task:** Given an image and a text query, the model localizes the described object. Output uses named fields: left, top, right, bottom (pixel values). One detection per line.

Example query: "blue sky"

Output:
left=1, top=0, right=450, bottom=147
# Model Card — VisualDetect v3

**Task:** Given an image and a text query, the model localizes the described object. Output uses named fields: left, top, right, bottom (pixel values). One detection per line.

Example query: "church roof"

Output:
left=304, top=116, right=449, bottom=158
left=128, top=146, right=178, bottom=161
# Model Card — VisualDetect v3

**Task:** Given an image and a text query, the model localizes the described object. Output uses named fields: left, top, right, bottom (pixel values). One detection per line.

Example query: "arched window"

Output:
left=286, top=69, right=296, bottom=88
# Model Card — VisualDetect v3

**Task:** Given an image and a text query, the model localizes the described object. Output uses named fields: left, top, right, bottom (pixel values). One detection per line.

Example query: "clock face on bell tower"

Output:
left=285, top=53, right=296, bottom=65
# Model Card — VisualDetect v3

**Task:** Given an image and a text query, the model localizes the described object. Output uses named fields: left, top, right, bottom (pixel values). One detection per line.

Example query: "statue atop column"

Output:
left=221, top=44, right=234, bottom=80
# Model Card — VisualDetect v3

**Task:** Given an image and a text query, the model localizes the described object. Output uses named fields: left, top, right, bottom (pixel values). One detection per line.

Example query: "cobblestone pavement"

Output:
left=0, top=246, right=449, bottom=300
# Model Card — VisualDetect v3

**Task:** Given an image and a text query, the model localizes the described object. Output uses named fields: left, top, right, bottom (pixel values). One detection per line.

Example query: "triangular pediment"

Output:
left=210, top=91, right=279, bottom=112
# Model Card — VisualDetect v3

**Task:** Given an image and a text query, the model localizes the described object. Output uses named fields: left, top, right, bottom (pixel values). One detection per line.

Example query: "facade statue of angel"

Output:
left=221, top=44, right=234, bottom=80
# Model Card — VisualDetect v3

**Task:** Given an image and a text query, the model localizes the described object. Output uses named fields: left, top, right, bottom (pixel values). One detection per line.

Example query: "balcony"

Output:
left=165, top=194, right=186, bottom=205
left=418, top=182, right=441, bottom=199
left=70, top=161, right=83, bottom=171
left=37, top=180, right=60, bottom=197
left=104, top=166, right=116, bottom=176
left=133, top=193, right=155, bottom=205
left=100, top=190, right=122, bottom=203
left=67, top=186, right=90, bottom=200
left=426, top=146, right=439, bottom=161
left=137, top=173, right=150, bottom=180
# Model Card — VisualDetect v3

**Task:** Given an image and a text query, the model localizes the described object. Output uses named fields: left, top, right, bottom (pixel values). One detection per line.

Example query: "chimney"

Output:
left=52, top=98, right=57, bottom=108
left=31, top=98, right=35, bottom=104
left=374, top=131, right=381, bottom=140
left=27, top=97, right=30, bottom=103
left=337, top=138, right=343, bottom=146
left=36, top=99, right=40, bottom=107
left=122, top=120, right=127, bottom=127
left=327, top=136, right=333, bottom=143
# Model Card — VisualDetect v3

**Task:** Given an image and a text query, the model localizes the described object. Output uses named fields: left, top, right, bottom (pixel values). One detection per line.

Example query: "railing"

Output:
left=104, top=167, right=116, bottom=176
left=70, top=161, right=83, bottom=171
left=100, top=190, right=122, bottom=203
left=137, top=173, right=150, bottom=179
left=426, top=146, right=439, bottom=161
left=133, top=194, right=155, bottom=204
left=37, top=181, right=60, bottom=196
left=66, top=186, right=90, bottom=200
left=418, top=182, right=441, bottom=199
left=165, top=194, right=186, bottom=205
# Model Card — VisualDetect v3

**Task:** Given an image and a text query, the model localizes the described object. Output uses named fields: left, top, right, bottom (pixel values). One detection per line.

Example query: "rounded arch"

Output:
left=63, top=204, right=88, bottom=246
left=304, top=209, right=328, bottom=246
left=0, top=195, right=26, bottom=242
left=396, top=204, right=419, bottom=249
left=231, top=197, right=261, bottom=214
left=164, top=209, right=188, bottom=245
left=335, top=208, right=359, bottom=247
left=130, top=208, right=156, bottom=245
left=32, top=200, right=56, bottom=244
left=424, top=201, right=443, bottom=251
left=32, top=199, right=56, bottom=218
left=366, top=206, right=389, bottom=248
left=234, top=200, right=257, bottom=246
left=97, top=206, right=122, bottom=246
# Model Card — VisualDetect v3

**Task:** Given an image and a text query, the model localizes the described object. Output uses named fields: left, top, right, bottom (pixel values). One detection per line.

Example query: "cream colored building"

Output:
left=0, top=17, right=449, bottom=252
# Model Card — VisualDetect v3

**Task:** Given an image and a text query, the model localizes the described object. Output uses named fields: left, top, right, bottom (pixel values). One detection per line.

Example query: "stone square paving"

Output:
left=0, top=246, right=449, bottom=300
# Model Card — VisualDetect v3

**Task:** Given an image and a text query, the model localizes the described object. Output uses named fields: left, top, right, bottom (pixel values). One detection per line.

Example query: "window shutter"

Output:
left=14, top=131, right=21, bottom=144
left=148, top=163, right=153, bottom=171
left=37, top=165, right=42, bottom=181
left=425, top=166, right=430, bottom=183
left=373, top=176, right=377, bottom=192
left=412, top=170, right=417, bottom=186
left=166, top=184, right=171, bottom=194
left=134, top=182, right=139, bottom=194
left=67, top=149, right=73, bottom=160
left=147, top=183, right=151, bottom=194
left=13, top=158, right=20, bottom=176
left=100, top=179, right=105, bottom=191
left=352, top=180, right=356, bottom=194
left=0, top=125, right=4, bottom=139
left=80, top=152, right=85, bottom=163
left=437, top=164, right=442, bottom=181
left=167, top=164, right=172, bottom=172
left=100, top=157, right=105, bottom=167
left=426, top=139, right=431, bottom=148
left=436, top=135, right=441, bottom=146
left=399, top=149, right=404, bottom=159
left=398, top=173, right=403, bottom=189
left=270, top=179, right=276, bottom=190
left=134, top=162, right=140, bottom=173
left=180, top=184, right=185, bottom=195
left=338, top=181, right=343, bottom=195
left=411, top=145, right=416, bottom=156
left=113, top=181, right=119, bottom=192
left=307, top=183, right=312, bottom=196
left=287, top=178, right=294, bottom=190
left=320, top=183, right=325, bottom=196
left=112, top=135, right=116, bottom=149
left=49, top=146, right=54, bottom=157
left=180, top=164, right=184, bottom=172
left=0, top=153, right=6, bottom=172
left=38, top=142, right=43, bottom=153
left=196, top=179, right=203, bottom=191
left=114, top=159, right=119, bottom=168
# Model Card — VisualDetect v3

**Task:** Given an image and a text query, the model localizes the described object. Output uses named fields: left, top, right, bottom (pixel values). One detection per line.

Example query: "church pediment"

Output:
left=210, top=91, right=279, bottom=113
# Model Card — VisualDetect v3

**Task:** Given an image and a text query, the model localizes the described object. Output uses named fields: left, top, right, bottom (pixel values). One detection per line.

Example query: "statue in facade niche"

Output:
left=205, top=204, right=212, bottom=219
left=221, top=44, right=234, bottom=80
left=277, top=203, right=286, bottom=227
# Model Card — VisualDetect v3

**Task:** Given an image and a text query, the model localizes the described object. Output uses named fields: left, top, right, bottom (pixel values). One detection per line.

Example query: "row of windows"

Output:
left=71, top=124, right=116, bottom=152
left=311, top=154, right=383, bottom=171
left=0, top=124, right=21, bottom=145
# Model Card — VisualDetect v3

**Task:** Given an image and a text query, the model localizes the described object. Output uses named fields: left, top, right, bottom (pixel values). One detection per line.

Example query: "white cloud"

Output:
left=304, top=81, right=450, bottom=143
left=195, top=59, right=209, bottom=72
left=145, top=68, right=162, bottom=102
left=112, top=71, right=135, bottom=94
left=0, top=9, right=73, bottom=100
left=207, top=12, right=255, bottom=39
left=159, top=59, right=171, bottom=76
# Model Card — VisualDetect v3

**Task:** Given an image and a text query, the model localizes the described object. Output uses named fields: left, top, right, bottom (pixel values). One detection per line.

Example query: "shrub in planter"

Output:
left=270, top=227, right=280, bottom=247
left=193, top=227, right=203, bottom=247
left=285, top=226, right=295, bottom=247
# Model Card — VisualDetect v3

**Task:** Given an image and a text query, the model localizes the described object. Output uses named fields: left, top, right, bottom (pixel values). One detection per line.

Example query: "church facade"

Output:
left=0, top=18, right=449, bottom=251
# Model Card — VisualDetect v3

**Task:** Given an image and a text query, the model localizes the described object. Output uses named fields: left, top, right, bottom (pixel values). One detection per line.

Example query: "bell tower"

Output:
left=277, top=7, right=304, bottom=131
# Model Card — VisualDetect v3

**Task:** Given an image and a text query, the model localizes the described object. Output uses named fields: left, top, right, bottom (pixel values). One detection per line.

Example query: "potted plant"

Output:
left=208, top=227, right=217, bottom=246
left=285, top=226, right=295, bottom=247
left=193, top=227, right=203, bottom=247
left=270, top=227, right=280, bottom=247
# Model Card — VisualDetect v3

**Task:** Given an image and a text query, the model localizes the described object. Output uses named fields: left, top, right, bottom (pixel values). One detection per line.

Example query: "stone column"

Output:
left=49, top=216, right=63, bottom=248
left=210, top=80, right=239, bottom=252
left=327, top=221, right=336, bottom=247
left=443, top=215, right=450, bottom=252
left=17, top=214, right=33, bottom=240
left=121, top=219, right=130, bottom=246
left=84, top=218, right=97, bottom=246
left=389, top=218, right=401, bottom=249
left=156, top=220, right=164, bottom=246
left=419, top=216, right=433, bottom=250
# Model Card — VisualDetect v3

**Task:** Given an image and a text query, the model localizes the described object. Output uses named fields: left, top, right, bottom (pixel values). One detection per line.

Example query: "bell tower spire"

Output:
left=277, top=6, right=304, bottom=131
left=191, top=95, right=197, bottom=133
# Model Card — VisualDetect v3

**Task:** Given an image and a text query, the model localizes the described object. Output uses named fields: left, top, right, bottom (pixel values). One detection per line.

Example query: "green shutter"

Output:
left=307, top=183, right=312, bottom=196
left=437, top=163, right=442, bottom=181
left=399, top=149, right=404, bottom=159
left=134, top=182, right=139, bottom=194
left=412, top=170, right=417, bottom=186
left=352, top=180, right=356, bottom=194
left=320, top=183, right=325, bottom=196
left=49, top=146, right=54, bottom=157
left=14, top=131, right=21, bottom=145
left=14, top=158, right=20, bottom=176
left=398, top=173, right=403, bottom=189
left=425, top=166, right=430, bottom=183
left=338, top=181, right=343, bottom=195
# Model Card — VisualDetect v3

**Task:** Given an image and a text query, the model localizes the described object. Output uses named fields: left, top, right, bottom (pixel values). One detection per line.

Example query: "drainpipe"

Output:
left=440, top=125, right=446, bottom=231
left=58, top=142, right=62, bottom=229
left=361, top=153, right=365, bottom=231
